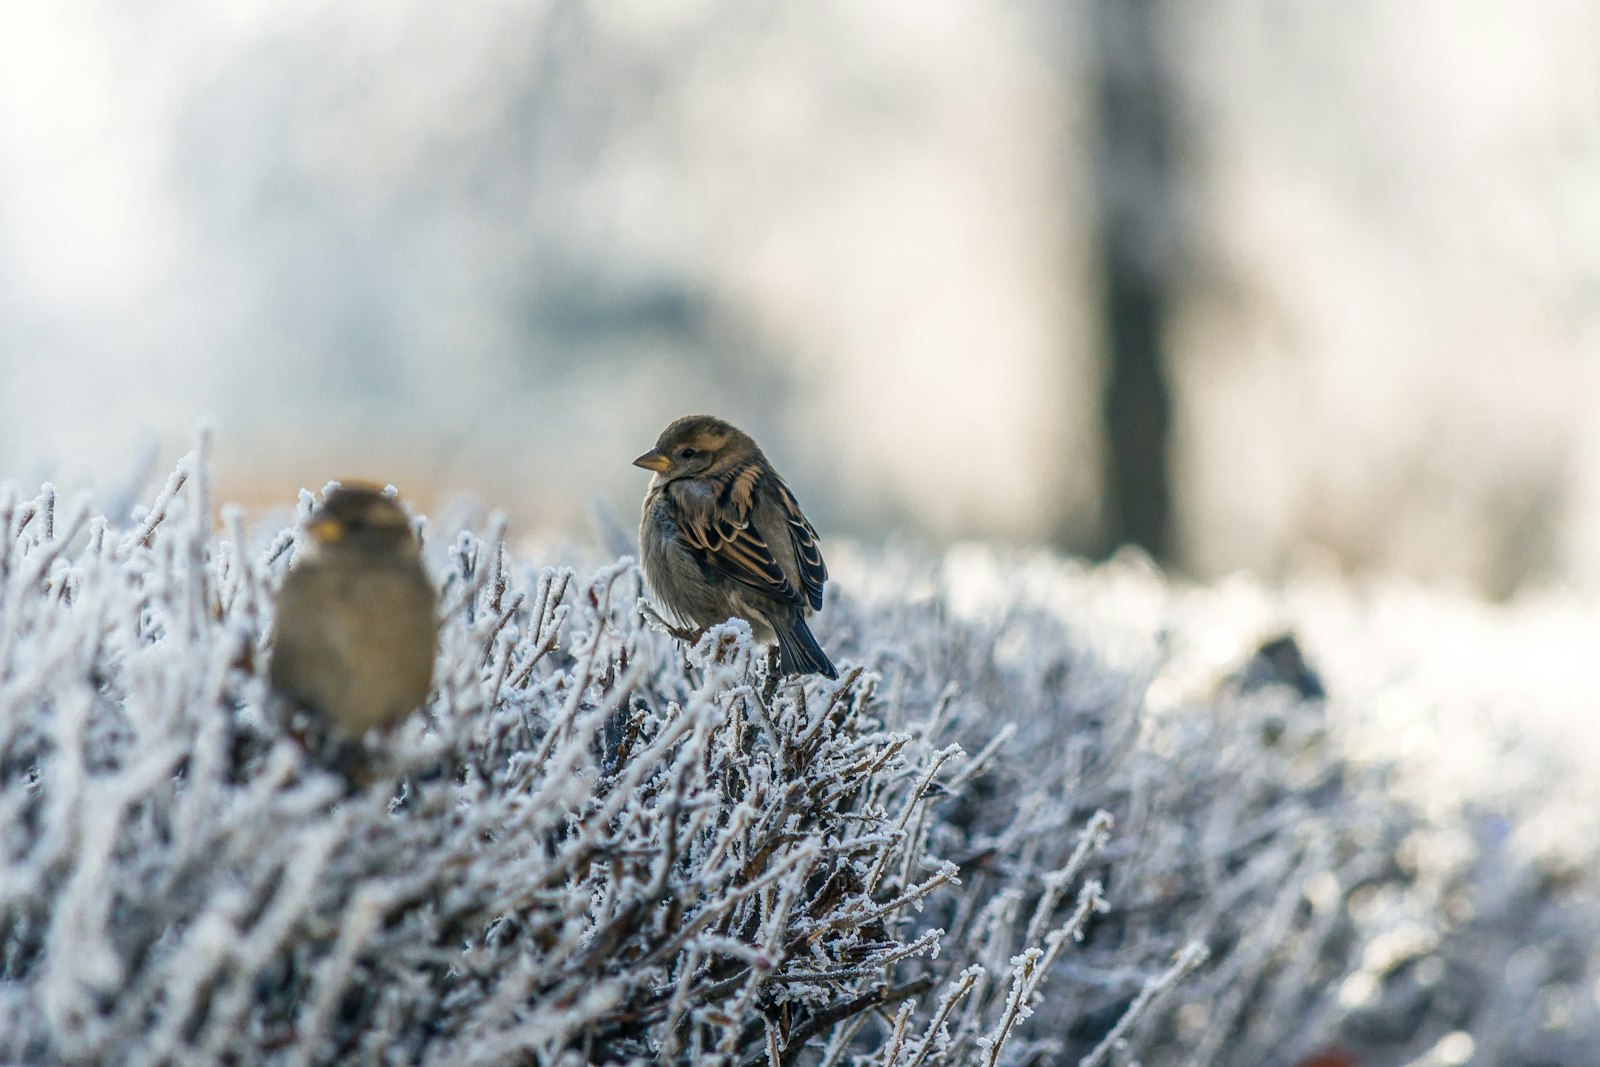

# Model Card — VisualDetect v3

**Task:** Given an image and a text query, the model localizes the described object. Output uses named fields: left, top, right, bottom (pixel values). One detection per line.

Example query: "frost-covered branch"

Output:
left=0, top=455, right=1500, bottom=1065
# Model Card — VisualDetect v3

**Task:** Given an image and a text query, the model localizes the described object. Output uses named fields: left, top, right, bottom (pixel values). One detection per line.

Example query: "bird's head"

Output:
left=304, top=484, right=420, bottom=557
left=633, top=415, right=760, bottom=481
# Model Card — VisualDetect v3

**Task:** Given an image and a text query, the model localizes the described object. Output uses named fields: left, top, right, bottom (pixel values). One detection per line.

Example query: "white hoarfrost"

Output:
left=1, top=451, right=1596, bottom=1065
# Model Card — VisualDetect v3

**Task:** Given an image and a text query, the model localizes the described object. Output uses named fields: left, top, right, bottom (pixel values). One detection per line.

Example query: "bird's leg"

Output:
left=330, top=741, right=375, bottom=794
left=639, top=601, right=704, bottom=644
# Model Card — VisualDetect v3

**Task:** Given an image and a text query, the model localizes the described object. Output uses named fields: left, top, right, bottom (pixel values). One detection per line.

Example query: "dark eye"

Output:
left=679, top=447, right=698, bottom=459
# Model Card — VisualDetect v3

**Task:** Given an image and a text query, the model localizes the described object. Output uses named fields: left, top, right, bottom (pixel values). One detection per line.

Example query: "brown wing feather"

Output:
left=776, top=481, right=827, bottom=611
left=675, top=465, right=803, bottom=607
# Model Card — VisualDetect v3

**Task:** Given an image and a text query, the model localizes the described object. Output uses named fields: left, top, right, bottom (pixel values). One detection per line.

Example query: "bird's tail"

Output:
left=773, top=614, right=838, bottom=679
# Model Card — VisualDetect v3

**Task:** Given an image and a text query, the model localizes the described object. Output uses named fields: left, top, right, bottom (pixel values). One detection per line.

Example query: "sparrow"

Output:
left=269, top=485, right=439, bottom=764
left=634, top=415, right=837, bottom=679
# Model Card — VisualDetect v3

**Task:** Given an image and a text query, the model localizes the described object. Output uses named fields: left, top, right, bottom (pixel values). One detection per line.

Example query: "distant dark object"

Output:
left=634, top=414, right=837, bottom=679
left=1090, top=0, right=1180, bottom=562
left=1233, top=632, right=1326, bottom=702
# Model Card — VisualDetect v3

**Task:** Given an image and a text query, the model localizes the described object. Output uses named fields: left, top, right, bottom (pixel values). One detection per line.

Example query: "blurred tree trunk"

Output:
left=1091, top=0, right=1178, bottom=562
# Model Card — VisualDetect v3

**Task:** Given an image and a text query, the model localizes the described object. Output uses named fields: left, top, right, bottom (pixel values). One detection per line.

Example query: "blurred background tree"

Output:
left=1089, top=0, right=1178, bottom=561
left=1, top=0, right=1597, bottom=596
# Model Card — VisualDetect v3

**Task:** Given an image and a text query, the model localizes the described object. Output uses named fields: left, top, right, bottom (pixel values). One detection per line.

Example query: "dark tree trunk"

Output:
left=1091, top=0, right=1178, bottom=562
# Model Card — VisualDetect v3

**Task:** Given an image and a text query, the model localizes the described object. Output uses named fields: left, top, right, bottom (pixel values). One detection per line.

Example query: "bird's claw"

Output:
left=639, top=601, right=704, bottom=644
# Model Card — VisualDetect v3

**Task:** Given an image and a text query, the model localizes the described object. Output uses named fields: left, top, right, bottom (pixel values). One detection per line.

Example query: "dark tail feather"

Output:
left=773, top=615, right=838, bottom=679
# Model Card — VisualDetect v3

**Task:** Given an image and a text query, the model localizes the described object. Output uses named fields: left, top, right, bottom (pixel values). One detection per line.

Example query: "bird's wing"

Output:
left=774, top=480, right=827, bottom=612
left=673, top=464, right=806, bottom=609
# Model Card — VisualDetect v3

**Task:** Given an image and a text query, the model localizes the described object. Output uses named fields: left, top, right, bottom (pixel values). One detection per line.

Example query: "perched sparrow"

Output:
left=634, top=415, right=837, bottom=679
left=270, top=485, right=439, bottom=758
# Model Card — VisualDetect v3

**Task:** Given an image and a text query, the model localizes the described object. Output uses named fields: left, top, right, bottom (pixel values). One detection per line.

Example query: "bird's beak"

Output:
left=308, top=517, right=344, bottom=544
left=632, top=449, right=672, bottom=473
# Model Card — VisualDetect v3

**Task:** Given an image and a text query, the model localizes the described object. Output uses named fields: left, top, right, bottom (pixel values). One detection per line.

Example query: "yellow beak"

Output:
left=632, top=449, right=671, bottom=473
left=309, top=517, right=344, bottom=544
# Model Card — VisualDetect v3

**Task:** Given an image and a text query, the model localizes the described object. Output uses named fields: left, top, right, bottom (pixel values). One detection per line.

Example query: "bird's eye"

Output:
left=679, top=447, right=698, bottom=459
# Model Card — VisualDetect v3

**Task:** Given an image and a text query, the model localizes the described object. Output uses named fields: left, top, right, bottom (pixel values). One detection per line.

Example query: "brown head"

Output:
left=304, top=484, right=419, bottom=557
left=632, top=415, right=763, bottom=482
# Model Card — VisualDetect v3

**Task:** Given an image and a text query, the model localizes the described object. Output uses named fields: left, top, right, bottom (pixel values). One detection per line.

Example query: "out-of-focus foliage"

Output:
left=1, top=452, right=1596, bottom=1064
left=7, top=2, right=1600, bottom=592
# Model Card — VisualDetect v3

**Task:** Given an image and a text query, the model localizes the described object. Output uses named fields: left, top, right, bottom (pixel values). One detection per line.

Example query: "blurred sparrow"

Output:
left=270, top=485, right=439, bottom=762
left=634, top=415, right=838, bottom=679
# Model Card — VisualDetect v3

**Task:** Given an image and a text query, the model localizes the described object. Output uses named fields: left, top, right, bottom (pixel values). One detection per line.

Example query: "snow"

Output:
left=1, top=455, right=1596, bottom=1065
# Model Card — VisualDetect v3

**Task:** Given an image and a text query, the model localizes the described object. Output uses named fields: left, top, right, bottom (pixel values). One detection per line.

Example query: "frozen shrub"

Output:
left=0, top=455, right=1148, bottom=1066
left=1, top=451, right=1592, bottom=1065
